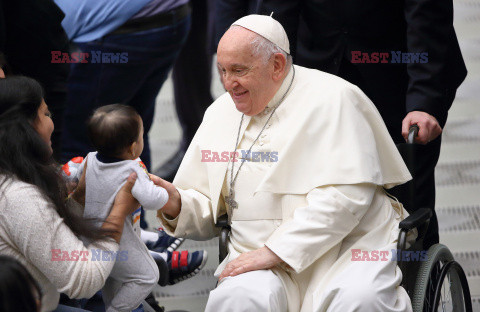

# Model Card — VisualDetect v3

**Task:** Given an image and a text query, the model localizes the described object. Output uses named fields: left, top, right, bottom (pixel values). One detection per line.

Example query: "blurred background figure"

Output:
left=0, top=255, right=42, bottom=312
left=0, top=0, right=70, bottom=161
left=214, top=0, right=260, bottom=47
left=157, top=0, right=215, bottom=181
left=259, top=0, right=467, bottom=249
left=55, top=0, right=191, bottom=174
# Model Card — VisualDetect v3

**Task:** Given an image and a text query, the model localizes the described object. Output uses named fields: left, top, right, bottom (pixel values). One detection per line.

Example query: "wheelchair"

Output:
left=394, top=125, right=472, bottom=312
left=215, top=125, right=473, bottom=312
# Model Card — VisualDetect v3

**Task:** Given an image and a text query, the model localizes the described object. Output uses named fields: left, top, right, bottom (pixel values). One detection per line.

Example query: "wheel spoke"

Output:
left=440, top=272, right=451, bottom=312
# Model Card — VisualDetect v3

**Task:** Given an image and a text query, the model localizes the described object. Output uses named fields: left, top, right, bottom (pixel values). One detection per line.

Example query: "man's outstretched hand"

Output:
left=149, top=173, right=182, bottom=219
left=219, top=246, right=283, bottom=281
left=402, top=111, right=442, bottom=144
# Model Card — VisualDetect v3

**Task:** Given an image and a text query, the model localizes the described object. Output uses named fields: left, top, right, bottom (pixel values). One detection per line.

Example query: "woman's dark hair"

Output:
left=0, top=76, right=108, bottom=240
left=0, top=255, right=42, bottom=312
left=87, top=104, right=141, bottom=158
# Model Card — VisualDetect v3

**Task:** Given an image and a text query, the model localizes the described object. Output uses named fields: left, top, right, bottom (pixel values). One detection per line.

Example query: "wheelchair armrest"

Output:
left=215, top=213, right=229, bottom=228
left=399, top=208, right=432, bottom=230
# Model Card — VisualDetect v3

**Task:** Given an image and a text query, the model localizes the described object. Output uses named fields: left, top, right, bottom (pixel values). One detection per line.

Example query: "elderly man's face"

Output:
left=217, top=27, right=280, bottom=116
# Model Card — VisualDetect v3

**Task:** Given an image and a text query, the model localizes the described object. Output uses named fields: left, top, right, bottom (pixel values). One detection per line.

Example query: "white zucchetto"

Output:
left=232, top=14, right=290, bottom=54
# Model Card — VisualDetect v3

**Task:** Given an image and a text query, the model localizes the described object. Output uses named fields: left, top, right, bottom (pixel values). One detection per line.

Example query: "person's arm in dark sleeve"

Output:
left=215, top=0, right=250, bottom=47
left=403, top=0, right=464, bottom=123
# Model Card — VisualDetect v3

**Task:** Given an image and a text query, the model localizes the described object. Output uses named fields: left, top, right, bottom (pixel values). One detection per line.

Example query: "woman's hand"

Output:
left=112, top=172, right=141, bottom=217
left=102, top=172, right=139, bottom=243
left=149, top=174, right=181, bottom=219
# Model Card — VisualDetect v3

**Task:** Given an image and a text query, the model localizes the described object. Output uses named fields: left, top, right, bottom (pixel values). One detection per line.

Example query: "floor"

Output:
left=144, top=1, right=480, bottom=310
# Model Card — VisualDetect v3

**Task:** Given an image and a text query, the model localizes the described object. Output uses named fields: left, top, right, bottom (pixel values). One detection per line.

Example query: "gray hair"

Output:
left=231, top=25, right=292, bottom=66
left=251, top=34, right=293, bottom=66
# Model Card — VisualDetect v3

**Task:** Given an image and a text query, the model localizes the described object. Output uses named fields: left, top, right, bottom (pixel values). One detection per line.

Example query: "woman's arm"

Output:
left=2, top=174, right=139, bottom=299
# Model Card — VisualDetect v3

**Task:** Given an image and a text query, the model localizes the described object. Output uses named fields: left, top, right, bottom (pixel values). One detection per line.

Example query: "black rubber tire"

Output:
left=412, top=244, right=454, bottom=311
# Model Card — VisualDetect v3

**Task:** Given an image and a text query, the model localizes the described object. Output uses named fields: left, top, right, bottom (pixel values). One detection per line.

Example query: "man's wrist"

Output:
left=163, top=189, right=182, bottom=218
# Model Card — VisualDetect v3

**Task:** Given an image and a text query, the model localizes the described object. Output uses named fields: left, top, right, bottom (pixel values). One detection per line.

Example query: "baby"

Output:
left=83, top=104, right=167, bottom=312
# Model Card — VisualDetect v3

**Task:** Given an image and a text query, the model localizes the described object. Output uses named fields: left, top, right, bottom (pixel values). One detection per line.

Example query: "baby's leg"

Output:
left=101, top=277, right=121, bottom=309
left=105, top=227, right=160, bottom=311
left=105, top=281, right=156, bottom=312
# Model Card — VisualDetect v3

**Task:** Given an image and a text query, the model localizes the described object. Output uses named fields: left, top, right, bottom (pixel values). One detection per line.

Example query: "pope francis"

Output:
left=155, top=14, right=414, bottom=312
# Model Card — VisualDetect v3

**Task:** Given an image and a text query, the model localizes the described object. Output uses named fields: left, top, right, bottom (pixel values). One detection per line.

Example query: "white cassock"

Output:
left=158, top=65, right=414, bottom=312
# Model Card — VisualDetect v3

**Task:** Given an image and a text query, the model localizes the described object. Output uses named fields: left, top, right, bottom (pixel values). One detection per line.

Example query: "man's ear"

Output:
left=272, top=53, right=287, bottom=81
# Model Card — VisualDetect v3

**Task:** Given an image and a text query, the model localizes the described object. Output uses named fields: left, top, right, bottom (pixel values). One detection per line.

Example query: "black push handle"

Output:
left=407, top=124, right=419, bottom=144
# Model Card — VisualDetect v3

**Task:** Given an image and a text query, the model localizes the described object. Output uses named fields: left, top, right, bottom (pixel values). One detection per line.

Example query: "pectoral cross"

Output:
left=225, top=189, right=238, bottom=209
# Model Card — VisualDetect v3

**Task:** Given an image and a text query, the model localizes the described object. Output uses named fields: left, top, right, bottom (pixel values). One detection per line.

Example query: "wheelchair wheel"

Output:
left=412, top=244, right=472, bottom=312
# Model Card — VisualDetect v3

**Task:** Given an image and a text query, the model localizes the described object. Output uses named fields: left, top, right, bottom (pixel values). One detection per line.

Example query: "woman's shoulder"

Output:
left=0, top=176, right=61, bottom=231
left=1, top=176, right=43, bottom=197
left=0, top=175, right=49, bottom=208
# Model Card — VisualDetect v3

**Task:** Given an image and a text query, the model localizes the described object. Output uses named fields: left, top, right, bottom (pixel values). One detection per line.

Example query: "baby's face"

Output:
left=134, top=118, right=144, bottom=158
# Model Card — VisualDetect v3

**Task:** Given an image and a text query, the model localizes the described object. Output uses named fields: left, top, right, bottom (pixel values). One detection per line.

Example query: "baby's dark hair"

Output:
left=87, top=104, right=141, bottom=158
